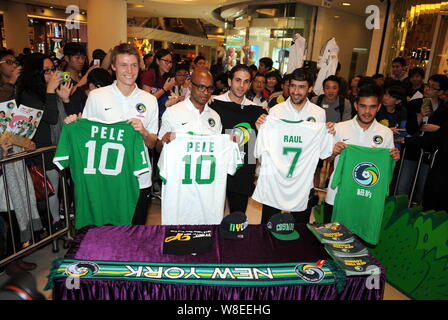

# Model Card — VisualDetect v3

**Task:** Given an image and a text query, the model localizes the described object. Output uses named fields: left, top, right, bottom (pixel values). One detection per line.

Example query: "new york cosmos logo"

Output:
left=135, top=103, right=146, bottom=113
left=231, top=122, right=253, bottom=147
left=66, top=261, right=100, bottom=278
left=294, top=263, right=325, bottom=283
left=373, top=135, right=383, bottom=145
left=353, top=162, right=380, bottom=187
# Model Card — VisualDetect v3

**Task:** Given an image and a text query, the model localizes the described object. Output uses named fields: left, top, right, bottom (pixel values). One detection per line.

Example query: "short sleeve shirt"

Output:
left=269, top=97, right=326, bottom=123
left=325, top=117, right=395, bottom=205
left=82, top=81, right=158, bottom=188
left=158, top=98, right=222, bottom=139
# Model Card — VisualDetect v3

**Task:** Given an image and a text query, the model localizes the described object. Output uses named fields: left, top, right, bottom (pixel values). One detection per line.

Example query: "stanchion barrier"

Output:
left=0, top=146, right=72, bottom=268
left=393, top=144, right=438, bottom=207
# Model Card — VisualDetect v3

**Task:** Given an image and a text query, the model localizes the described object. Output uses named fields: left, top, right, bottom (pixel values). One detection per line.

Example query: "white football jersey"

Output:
left=269, top=97, right=326, bottom=123
left=252, top=116, right=333, bottom=211
left=158, top=133, right=243, bottom=225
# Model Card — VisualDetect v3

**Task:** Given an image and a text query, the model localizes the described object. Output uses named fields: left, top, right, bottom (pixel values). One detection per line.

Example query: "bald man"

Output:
left=157, top=70, right=222, bottom=151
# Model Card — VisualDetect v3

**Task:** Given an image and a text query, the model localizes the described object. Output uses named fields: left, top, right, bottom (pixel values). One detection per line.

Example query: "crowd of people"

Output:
left=0, top=41, right=447, bottom=275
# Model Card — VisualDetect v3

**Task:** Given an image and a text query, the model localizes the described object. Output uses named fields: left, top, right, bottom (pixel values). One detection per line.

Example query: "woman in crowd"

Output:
left=263, top=70, right=282, bottom=99
left=140, top=49, right=176, bottom=118
left=17, top=53, right=72, bottom=229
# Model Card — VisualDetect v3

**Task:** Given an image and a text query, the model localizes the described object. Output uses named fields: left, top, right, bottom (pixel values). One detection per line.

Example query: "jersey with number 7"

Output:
left=252, top=116, right=333, bottom=211
left=53, top=119, right=150, bottom=229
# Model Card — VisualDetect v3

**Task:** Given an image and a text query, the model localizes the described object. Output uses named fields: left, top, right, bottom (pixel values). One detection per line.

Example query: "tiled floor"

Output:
left=0, top=196, right=410, bottom=300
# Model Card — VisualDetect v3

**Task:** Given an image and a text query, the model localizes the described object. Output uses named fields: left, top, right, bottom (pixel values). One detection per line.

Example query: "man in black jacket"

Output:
left=210, top=64, right=267, bottom=214
left=396, top=74, right=448, bottom=204
left=404, top=118, right=448, bottom=212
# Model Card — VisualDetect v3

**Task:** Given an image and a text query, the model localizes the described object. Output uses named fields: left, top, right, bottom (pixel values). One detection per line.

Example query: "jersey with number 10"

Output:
left=158, top=133, right=243, bottom=225
left=53, top=119, right=150, bottom=229
left=252, top=116, right=333, bottom=211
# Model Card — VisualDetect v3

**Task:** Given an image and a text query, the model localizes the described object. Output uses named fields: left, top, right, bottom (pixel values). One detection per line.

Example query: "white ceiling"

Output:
left=7, top=0, right=384, bottom=27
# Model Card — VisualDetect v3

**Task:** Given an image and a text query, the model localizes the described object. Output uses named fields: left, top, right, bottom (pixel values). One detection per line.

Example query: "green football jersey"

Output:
left=331, top=144, right=395, bottom=245
left=53, top=119, right=150, bottom=229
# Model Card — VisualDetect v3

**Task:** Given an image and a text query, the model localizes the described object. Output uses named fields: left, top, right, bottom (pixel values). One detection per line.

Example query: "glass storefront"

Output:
left=28, top=17, right=87, bottom=56
left=221, top=2, right=314, bottom=74
left=386, top=1, right=448, bottom=77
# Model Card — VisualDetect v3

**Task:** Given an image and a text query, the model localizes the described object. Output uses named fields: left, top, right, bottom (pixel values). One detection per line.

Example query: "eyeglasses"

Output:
left=253, top=80, right=266, bottom=85
left=0, top=60, right=19, bottom=66
left=191, top=82, right=215, bottom=93
left=42, top=68, right=56, bottom=74
left=159, top=58, right=173, bottom=64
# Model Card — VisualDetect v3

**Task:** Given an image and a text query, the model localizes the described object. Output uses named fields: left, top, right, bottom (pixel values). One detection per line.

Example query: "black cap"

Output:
left=266, top=213, right=300, bottom=241
left=219, top=212, right=249, bottom=240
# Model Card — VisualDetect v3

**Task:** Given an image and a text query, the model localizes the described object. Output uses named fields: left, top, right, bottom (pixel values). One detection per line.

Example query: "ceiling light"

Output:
left=342, top=2, right=351, bottom=6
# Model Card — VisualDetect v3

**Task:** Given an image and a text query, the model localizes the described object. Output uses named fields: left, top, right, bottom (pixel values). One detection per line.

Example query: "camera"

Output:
left=61, top=72, right=71, bottom=83
left=0, top=272, right=45, bottom=300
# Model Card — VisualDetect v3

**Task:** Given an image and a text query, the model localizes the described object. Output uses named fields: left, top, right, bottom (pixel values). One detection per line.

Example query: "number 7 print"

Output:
left=283, top=147, right=302, bottom=178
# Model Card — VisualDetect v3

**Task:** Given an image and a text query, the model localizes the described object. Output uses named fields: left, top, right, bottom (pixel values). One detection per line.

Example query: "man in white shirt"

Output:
left=63, top=43, right=159, bottom=225
left=258, top=68, right=326, bottom=126
left=324, top=84, right=401, bottom=223
left=157, top=70, right=221, bottom=148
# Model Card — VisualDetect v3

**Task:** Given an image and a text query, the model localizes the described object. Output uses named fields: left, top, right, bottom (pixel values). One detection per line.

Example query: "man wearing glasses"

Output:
left=396, top=74, right=448, bottom=204
left=157, top=70, right=221, bottom=150
left=0, top=49, right=21, bottom=102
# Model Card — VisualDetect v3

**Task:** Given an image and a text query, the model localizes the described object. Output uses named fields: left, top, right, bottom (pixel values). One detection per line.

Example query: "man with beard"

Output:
left=324, top=84, right=400, bottom=223
left=255, top=68, right=328, bottom=223
left=268, top=68, right=326, bottom=123
left=209, top=64, right=267, bottom=214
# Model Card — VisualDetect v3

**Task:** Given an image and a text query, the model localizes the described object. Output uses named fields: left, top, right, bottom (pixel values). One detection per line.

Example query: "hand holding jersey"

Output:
left=253, top=116, right=333, bottom=223
left=209, top=65, right=268, bottom=214
left=58, top=44, right=159, bottom=226
left=324, top=85, right=400, bottom=226
left=53, top=119, right=150, bottom=229
left=158, top=133, right=242, bottom=225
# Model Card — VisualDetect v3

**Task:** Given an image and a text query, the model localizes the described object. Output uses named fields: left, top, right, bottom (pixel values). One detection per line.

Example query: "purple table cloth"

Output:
left=52, top=224, right=385, bottom=300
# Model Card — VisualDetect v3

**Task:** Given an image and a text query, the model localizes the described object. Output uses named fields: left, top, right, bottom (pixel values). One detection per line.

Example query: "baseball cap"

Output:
left=219, top=211, right=249, bottom=240
left=266, top=213, right=300, bottom=241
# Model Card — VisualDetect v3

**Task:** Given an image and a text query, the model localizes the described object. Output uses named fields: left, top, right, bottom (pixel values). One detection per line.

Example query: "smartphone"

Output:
left=62, top=72, right=71, bottom=83
left=94, top=59, right=100, bottom=66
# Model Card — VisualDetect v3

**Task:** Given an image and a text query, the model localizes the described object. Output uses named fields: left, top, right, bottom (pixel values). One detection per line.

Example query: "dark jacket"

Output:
left=18, top=91, right=59, bottom=170
left=403, top=98, right=448, bottom=161
left=0, top=82, right=16, bottom=102
left=405, top=120, right=448, bottom=212
left=64, top=86, right=88, bottom=116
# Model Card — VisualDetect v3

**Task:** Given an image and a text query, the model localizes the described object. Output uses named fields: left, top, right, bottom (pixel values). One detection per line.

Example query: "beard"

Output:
left=290, top=95, right=307, bottom=105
